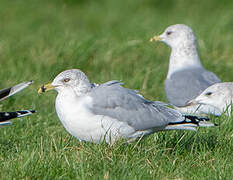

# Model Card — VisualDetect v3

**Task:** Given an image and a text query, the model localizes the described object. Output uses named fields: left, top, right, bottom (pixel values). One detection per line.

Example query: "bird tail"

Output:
left=165, top=115, right=216, bottom=131
left=0, top=110, right=36, bottom=126
left=0, top=81, right=33, bottom=102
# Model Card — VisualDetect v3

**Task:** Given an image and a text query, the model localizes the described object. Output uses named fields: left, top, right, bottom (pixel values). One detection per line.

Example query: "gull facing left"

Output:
left=38, top=69, right=215, bottom=144
left=188, top=82, right=233, bottom=116
left=150, top=24, right=221, bottom=114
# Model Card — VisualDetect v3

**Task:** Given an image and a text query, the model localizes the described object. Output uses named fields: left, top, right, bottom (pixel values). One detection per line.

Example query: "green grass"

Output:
left=0, top=0, right=233, bottom=179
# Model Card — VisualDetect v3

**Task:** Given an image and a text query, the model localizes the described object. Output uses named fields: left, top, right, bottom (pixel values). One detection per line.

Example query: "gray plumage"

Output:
left=151, top=24, right=221, bottom=111
left=90, top=81, right=183, bottom=131
left=165, top=67, right=221, bottom=107
left=44, top=69, right=215, bottom=144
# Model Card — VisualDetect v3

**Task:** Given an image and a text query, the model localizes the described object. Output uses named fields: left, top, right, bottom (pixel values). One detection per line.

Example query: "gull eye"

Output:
left=205, top=92, right=212, bottom=96
left=166, top=31, right=172, bottom=35
left=63, top=78, right=70, bottom=83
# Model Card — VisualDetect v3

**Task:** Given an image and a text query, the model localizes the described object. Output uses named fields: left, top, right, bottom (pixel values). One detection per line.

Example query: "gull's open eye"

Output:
left=166, top=31, right=172, bottom=35
left=63, top=78, right=70, bottom=83
left=205, top=92, right=212, bottom=96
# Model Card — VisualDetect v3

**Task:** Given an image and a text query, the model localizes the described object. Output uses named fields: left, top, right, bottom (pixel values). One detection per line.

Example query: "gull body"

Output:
left=56, top=93, right=104, bottom=142
left=39, top=69, right=214, bottom=144
left=150, top=24, right=221, bottom=114
left=56, top=95, right=137, bottom=143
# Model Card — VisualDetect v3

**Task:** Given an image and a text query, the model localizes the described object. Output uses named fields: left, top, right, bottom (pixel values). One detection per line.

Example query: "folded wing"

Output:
left=89, top=81, right=184, bottom=131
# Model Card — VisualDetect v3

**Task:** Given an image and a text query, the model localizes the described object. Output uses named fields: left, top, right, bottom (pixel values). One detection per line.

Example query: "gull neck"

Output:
left=167, top=44, right=203, bottom=79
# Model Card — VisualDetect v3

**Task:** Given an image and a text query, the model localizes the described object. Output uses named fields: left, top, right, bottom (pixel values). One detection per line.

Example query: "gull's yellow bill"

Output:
left=38, top=83, right=55, bottom=94
left=149, top=35, right=162, bottom=42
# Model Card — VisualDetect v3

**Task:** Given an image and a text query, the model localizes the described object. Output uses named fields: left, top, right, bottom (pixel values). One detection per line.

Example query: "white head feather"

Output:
left=190, top=82, right=233, bottom=114
left=51, top=69, right=91, bottom=96
left=155, top=24, right=203, bottom=78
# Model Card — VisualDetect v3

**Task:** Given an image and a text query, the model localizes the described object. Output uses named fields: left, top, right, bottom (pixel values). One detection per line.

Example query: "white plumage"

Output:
left=39, top=69, right=215, bottom=144
left=188, top=82, right=233, bottom=116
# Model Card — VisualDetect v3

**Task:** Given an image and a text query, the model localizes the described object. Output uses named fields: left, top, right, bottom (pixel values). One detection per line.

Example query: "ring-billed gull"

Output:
left=188, top=82, right=233, bottom=116
left=150, top=24, right=221, bottom=114
left=0, top=81, right=36, bottom=126
left=38, top=69, right=215, bottom=144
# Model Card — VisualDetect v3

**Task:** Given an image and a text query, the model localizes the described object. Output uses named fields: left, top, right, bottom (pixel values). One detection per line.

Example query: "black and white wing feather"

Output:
left=0, top=110, right=36, bottom=126
left=0, top=81, right=35, bottom=126
left=0, top=81, right=33, bottom=102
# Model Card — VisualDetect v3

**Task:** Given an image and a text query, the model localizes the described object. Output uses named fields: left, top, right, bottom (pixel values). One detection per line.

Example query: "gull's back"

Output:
left=165, top=67, right=221, bottom=107
left=89, top=80, right=185, bottom=131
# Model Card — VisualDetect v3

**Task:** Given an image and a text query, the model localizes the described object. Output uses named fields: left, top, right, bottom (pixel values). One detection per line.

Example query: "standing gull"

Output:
left=0, top=81, right=36, bottom=126
left=150, top=24, right=221, bottom=114
left=188, top=82, right=233, bottom=116
left=38, top=69, right=215, bottom=144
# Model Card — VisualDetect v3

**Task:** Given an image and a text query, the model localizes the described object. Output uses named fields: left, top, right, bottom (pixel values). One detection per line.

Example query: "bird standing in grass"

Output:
left=150, top=24, right=221, bottom=115
left=38, top=69, right=215, bottom=144
left=0, top=81, right=36, bottom=126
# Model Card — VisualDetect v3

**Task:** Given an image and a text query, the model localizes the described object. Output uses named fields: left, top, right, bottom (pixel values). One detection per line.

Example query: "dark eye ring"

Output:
left=205, top=92, right=212, bottom=96
left=63, top=78, right=70, bottom=83
left=166, top=31, right=172, bottom=35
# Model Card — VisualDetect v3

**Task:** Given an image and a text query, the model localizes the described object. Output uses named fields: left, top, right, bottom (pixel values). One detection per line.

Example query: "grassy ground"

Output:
left=0, top=0, right=233, bottom=179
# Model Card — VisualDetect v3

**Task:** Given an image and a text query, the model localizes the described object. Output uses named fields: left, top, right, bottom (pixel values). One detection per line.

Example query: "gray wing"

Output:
left=165, top=67, right=221, bottom=107
left=0, top=81, right=33, bottom=102
left=89, top=81, right=183, bottom=130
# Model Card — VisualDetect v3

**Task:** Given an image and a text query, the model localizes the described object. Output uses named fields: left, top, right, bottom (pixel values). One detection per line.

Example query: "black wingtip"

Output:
left=184, top=115, right=210, bottom=121
left=0, top=88, right=11, bottom=100
left=30, top=110, right=36, bottom=113
left=18, top=110, right=36, bottom=114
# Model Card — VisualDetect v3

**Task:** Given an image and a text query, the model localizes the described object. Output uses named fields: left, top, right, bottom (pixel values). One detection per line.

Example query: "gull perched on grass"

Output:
left=38, top=69, right=215, bottom=144
left=188, top=82, right=233, bottom=116
left=0, top=81, right=36, bottom=126
left=150, top=24, right=221, bottom=114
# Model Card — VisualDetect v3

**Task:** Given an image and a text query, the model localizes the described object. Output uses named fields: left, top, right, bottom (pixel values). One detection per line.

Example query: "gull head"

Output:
left=38, top=69, right=91, bottom=96
left=150, top=24, right=196, bottom=48
left=187, top=83, right=233, bottom=113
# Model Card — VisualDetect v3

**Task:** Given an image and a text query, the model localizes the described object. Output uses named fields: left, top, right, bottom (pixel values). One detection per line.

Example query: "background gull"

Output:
left=38, top=69, right=215, bottom=144
left=0, top=81, right=36, bottom=126
left=150, top=24, right=221, bottom=114
left=188, top=82, right=233, bottom=116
